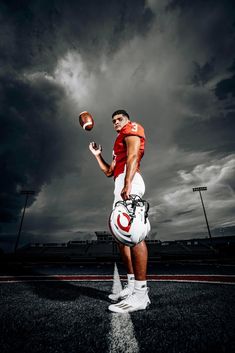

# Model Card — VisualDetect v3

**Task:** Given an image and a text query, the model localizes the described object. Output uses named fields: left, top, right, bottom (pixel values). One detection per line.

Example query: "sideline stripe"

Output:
left=0, top=274, right=234, bottom=284
left=107, top=263, right=139, bottom=353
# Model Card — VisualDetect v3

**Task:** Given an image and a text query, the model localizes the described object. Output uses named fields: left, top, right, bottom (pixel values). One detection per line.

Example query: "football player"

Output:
left=89, top=110, right=150, bottom=313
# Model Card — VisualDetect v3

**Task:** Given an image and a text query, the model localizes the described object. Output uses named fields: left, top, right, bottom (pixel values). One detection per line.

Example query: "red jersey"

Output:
left=113, top=121, right=145, bottom=179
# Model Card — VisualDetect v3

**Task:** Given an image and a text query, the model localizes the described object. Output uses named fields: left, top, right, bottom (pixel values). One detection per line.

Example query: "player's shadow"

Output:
left=29, top=280, right=110, bottom=303
left=1, top=262, right=111, bottom=303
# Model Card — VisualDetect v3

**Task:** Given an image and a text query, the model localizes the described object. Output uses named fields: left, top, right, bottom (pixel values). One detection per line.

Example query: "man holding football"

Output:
left=89, top=110, right=150, bottom=313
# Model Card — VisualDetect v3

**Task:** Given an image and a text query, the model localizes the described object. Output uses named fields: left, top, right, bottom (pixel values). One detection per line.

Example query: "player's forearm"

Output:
left=125, top=154, right=138, bottom=185
left=95, top=154, right=113, bottom=177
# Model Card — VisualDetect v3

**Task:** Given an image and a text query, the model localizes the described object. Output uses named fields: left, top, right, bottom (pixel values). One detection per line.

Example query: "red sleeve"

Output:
left=121, top=122, right=145, bottom=139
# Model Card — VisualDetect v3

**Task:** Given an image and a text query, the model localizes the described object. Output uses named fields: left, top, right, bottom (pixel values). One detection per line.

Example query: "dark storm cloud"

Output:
left=0, top=74, right=84, bottom=222
left=167, top=0, right=235, bottom=71
left=214, top=59, right=235, bottom=100
left=215, top=71, right=235, bottom=101
left=0, top=0, right=154, bottom=225
left=174, top=112, right=235, bottom=154
left=168, top=0, right=235, bottom=156
left=0, top=0, right=154, bottom=74
left=191, top=60, right=215, bottom=87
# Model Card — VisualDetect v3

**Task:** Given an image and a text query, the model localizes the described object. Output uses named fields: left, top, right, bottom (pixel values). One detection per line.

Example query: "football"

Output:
left=79, top=111, right=94, bottom=131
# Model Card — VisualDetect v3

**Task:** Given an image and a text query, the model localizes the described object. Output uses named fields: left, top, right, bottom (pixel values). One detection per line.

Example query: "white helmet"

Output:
left=109, top=194, right=151, bottom=247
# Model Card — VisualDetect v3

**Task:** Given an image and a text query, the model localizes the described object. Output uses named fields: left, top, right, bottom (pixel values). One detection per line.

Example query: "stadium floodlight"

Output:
left=193, top=186, right=212, bottom=240
left=193, top=187, right=207, bottom=192
left=20, top=190, right=35, bottom=195
left=15, top=190, right=35, bottom=253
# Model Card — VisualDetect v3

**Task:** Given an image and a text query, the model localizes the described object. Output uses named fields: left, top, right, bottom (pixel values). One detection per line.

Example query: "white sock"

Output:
left=134, top=280, right=147, bottom=291
left=127, top=274, right=135, bottom=288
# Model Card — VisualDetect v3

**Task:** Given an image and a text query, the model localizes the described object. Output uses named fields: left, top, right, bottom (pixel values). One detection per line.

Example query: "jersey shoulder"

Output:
left=121, top=121, right=145, bottom=138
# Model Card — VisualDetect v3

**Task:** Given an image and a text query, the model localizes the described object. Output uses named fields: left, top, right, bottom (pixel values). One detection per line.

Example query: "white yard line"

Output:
left=108, top=263, right=139, bottom=353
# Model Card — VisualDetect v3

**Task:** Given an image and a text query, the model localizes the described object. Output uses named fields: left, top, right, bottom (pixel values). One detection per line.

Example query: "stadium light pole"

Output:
left=15, top=190, right=35, bottom=253
left=192, top=186, right=212, bottom=240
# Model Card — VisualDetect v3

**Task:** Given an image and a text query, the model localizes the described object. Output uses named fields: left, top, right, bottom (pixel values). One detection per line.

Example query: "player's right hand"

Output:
left=89, top=142, right=102, bottom=156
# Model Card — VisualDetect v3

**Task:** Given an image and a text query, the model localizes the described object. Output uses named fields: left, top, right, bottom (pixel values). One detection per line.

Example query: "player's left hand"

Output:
left=121, top=184, right=131, bottom=200
left=89, top=142, right=102, bottom=156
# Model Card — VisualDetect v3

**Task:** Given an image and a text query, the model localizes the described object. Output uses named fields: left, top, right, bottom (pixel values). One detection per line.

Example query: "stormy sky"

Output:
left=1, top=0, right=235, bottom=252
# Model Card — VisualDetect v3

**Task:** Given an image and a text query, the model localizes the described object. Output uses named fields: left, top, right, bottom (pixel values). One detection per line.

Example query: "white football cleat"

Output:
left=108, top=288, right=150, bottom=313
left=108, top=284, right=134, bottom=302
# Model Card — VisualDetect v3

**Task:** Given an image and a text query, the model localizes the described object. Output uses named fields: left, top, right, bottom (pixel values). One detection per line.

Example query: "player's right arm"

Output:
left=89, top=142, right=115, bottom=177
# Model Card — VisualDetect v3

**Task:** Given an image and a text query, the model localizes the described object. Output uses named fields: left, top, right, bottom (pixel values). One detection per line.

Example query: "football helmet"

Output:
left=109, top=194, right=151, bottom=247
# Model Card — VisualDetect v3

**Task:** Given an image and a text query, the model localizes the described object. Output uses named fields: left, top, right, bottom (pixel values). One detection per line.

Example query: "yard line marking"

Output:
left=107, top=263, right=139, bottom=353
left=111, top=263, right=122, bottom=295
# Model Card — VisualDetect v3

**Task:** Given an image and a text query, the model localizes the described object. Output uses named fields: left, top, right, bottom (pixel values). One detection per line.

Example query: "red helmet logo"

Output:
left=117, top=212, right=131, bottom=233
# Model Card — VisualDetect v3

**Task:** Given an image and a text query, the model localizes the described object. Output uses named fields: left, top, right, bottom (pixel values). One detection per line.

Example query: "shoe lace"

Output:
left=123, top=287, right=149, bottom=305
left=122, top=292, right=139, bottom=306
left=120, top=283, right=131, bottom=294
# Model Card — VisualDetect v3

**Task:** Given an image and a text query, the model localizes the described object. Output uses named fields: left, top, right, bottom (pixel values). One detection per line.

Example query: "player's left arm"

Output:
left=121, top=135, right=141, bottom=200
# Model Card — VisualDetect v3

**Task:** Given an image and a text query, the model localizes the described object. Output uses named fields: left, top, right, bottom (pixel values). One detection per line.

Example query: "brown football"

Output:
left=79, top=111, right=94, bottom=131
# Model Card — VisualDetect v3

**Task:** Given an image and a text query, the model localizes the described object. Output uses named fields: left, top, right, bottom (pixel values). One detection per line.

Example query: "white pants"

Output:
left=113, top=171, right=145, bottom=207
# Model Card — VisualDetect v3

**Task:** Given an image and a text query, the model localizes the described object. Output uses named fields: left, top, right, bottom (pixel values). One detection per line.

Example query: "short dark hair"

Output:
left=112, top=109, right=130, bottom=120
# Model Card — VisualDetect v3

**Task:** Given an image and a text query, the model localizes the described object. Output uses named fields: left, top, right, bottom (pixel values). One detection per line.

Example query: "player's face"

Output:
left=112, top=114, right=129, bottom=132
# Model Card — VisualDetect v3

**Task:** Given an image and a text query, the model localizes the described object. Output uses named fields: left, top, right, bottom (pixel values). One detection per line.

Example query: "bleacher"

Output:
left=11, top=233, right=235, bottom=262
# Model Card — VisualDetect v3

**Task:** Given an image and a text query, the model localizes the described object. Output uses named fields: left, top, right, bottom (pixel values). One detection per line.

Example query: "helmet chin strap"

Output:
left=115, top=194, right=150, bottom=224
left=144, top=201, right=150, bottom=224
